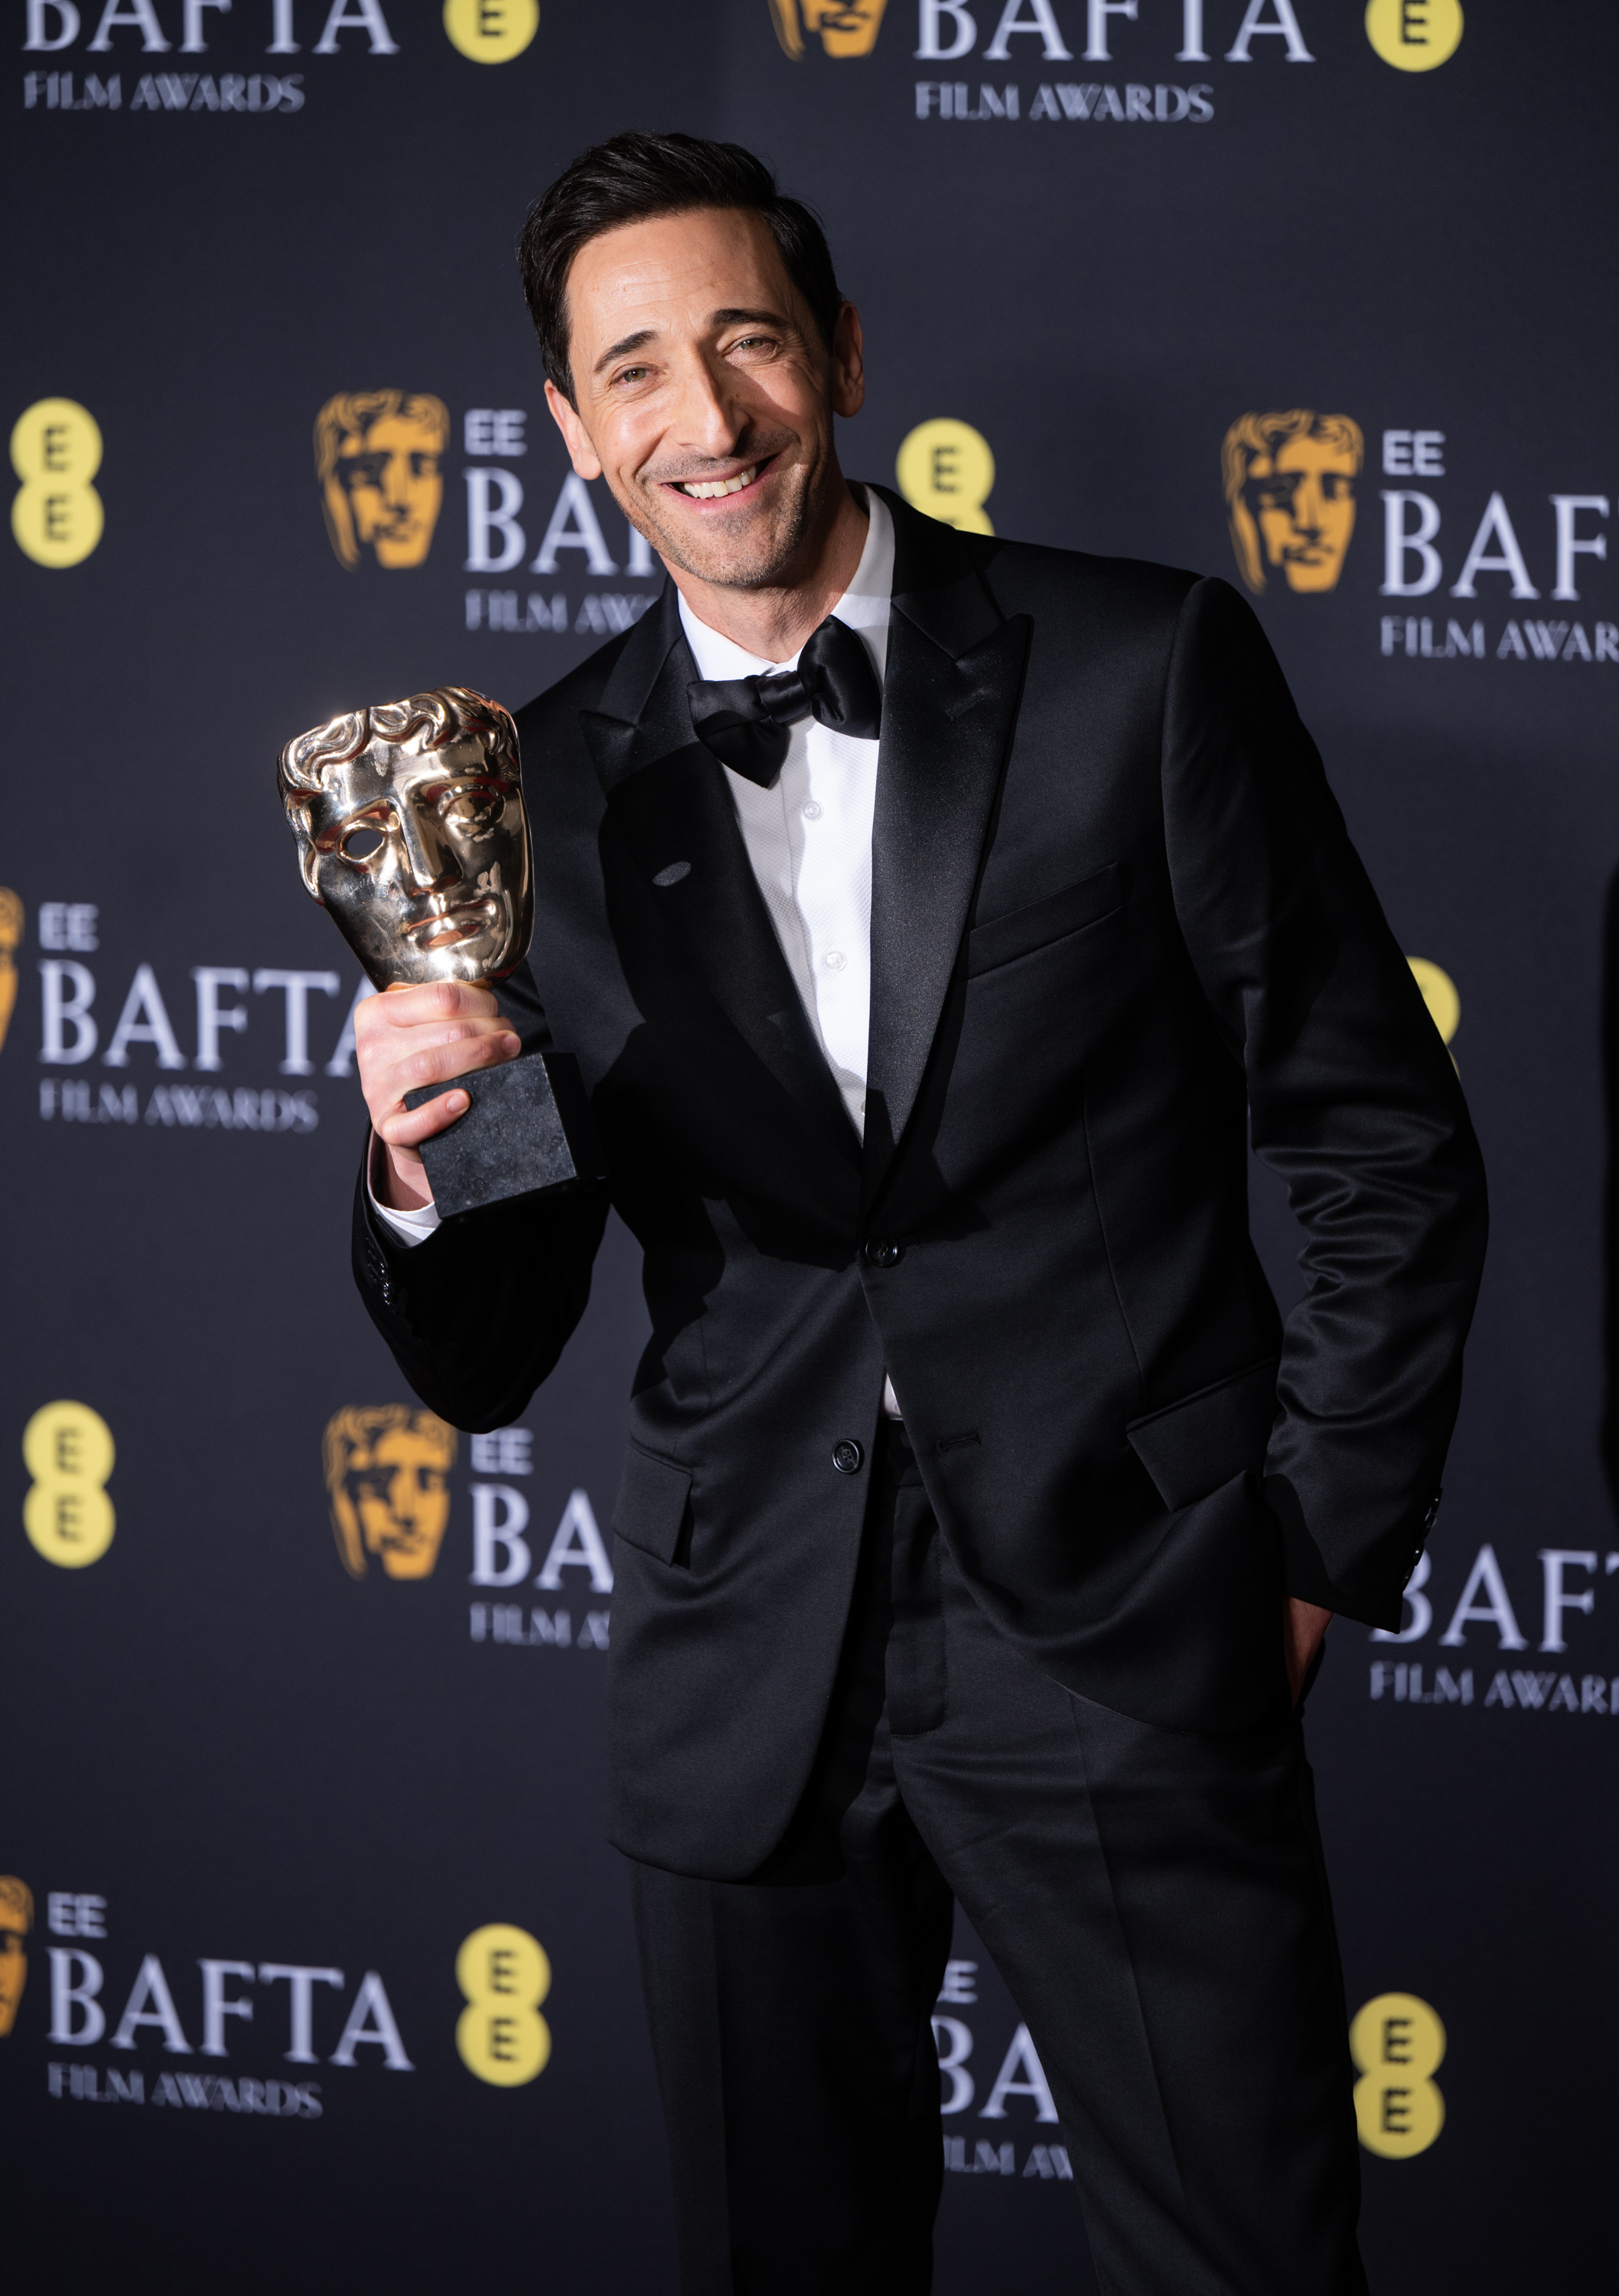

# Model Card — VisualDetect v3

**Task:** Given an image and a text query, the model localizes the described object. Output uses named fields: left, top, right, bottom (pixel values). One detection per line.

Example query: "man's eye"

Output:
left=340, top=824, right=386, bottom=862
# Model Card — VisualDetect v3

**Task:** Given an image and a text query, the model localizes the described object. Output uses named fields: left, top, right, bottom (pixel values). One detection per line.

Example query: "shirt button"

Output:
left=832, top=1439, right=864, bottom=1475
left=802, top=800, right=823, bottom=820
left=864, top=1238, right=904, bottom=1269
left=823, top=949, right=846, bottom=972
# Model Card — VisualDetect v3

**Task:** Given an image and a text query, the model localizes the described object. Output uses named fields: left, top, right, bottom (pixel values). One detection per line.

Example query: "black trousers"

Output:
left=630, top=1424, right=1367, bottom=2296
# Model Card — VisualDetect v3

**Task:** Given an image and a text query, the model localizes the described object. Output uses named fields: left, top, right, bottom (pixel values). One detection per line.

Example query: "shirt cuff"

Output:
left=367, top=1133, right=440, bottom=1250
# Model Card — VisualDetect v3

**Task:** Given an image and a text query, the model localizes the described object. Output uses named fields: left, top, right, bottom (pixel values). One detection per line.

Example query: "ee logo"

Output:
left=1408, top=957, right=1460, bottom=1071
left=456, top=1923, right=552, bottom=2086
left=1365, top=0, right=1463, bottom=73
left=11, top=400, right=103, bottom=569
left=896, top=419, right=995, bottom=536
left=1350, top=1992, right=1445, bottom=2157
left=442, top=0, right=539, bottom=62
left=23, top=1402, right=116, bottom=1569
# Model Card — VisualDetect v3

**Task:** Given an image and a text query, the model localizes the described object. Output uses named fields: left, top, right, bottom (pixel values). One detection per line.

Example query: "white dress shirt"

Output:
left=372, top=489, right=902, bottom=1414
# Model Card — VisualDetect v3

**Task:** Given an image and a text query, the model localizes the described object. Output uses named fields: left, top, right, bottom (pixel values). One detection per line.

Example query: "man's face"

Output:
left=329, top=1414, right=455, bottom=1580
left=545, top=206, right=864, bottom=593
left=299, top=726, right=532, bottom=989
left=0, top=1923, right=27, bottom=2036
left=1243, top=435, right=1358, bottom=593
left=333, top=412, right=445, bottom=568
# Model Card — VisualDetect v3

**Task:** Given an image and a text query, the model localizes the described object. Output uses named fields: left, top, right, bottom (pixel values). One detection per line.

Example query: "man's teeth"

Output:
left=678, top=466, right=757, bottom=500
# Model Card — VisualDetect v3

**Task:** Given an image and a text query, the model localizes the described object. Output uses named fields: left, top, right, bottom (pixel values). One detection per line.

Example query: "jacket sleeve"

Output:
left=1161, top=576, right=1488, bottom=1629
left=350, top=960, right=612, bottom=1433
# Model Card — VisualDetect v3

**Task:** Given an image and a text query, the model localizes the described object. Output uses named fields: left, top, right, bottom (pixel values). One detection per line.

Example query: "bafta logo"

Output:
left=1221, top=410, right=1364, bottom=595
left=768, top=0, right=887, bottom=58
left=323, top=1405, right=458, bottom=1580
left=0, top=889, right=21, bottom=1055
left=314, top=391, right=449, bottom=570
left=0, top=1877, right=32, bottom=2037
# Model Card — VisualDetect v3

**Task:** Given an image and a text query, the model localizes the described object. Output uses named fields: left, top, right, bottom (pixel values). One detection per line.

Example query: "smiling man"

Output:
left=347, top=134, right=1486, bottom=2294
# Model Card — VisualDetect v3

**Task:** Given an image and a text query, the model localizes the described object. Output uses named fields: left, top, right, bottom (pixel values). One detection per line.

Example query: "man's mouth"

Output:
left=665, top=455, right=776, bottom=503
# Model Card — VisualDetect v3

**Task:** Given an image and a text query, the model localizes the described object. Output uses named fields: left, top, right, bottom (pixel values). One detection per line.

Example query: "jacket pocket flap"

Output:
left=1125, top=1358, right=1281, bottom=1512
left=613, top=1443, right=692, bottom=1564
left=967, top=863, right=1122, bottom=977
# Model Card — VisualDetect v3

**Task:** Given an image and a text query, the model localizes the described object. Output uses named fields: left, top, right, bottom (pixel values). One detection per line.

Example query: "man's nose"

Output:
left=670, top=352, right=750, bottom=461
left=381, top=451, right=411, bottom=508
left=394, top=804, right=459, bottom=892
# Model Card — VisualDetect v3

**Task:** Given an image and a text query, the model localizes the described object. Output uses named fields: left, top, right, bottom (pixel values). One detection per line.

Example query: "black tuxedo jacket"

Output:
left=355, top=486, right=1487, bottom=1878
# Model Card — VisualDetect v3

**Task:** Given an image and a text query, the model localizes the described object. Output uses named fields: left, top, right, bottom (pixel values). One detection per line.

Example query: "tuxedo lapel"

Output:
left=580, top=585, right=860, bottom=1166
left=864, top=488, right=1032, bottom=1192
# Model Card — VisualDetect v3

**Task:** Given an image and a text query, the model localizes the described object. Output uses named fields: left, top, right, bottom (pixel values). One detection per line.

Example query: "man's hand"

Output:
left=354, top=982, right=522, bottom=1212
left=1283, top=1597, right=1334, bottom=1708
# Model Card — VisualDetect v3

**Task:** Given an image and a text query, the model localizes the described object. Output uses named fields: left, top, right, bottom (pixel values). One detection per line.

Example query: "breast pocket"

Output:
left=967, top=863, right=1124, bottom=978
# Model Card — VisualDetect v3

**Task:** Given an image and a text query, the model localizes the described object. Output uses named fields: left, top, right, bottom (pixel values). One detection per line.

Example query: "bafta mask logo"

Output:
left=1222, top=410, right=1364, bottom=595
left=315, top=391, right=449, bottom=570
left=769, top=0, right=887, bottom=58
left=0, top=889, right=21, bottom=1055
left=323, top=1405, right=458, bottom=1580
left=0, top=1877, right=33, bottom=2037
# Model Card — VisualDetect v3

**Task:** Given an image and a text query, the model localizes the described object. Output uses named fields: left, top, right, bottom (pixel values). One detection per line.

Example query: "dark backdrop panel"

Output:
left=3, top=1, right=1614, bottom=2285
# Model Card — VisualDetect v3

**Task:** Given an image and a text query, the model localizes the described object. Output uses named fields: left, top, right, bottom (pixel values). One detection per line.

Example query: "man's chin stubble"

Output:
left=634, top=472, right=819, bottom=592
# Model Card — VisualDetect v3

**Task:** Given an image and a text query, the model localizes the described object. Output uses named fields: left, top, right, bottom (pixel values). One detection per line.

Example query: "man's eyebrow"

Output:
left=595, top=327, right=658, bottom=376
left=710, top=306, right=792, bottom=332
left=592, top=308, right=796, bottom=377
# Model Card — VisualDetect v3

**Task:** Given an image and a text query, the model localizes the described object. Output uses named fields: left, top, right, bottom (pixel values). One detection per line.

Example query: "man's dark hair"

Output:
left=517, top=131, right=843, bottom=405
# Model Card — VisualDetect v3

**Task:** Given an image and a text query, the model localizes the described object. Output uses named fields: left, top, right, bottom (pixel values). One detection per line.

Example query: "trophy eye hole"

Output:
left=340, top=824, right=386, bottom=863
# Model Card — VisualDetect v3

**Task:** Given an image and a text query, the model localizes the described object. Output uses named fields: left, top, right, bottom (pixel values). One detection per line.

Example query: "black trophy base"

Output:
left=402, top=1049, right=604, bottom=1220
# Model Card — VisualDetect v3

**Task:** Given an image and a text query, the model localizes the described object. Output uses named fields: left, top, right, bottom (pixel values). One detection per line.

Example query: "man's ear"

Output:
left=545, top=380, right=604, bottom=481
left=830, top=302, right=865, bottom=422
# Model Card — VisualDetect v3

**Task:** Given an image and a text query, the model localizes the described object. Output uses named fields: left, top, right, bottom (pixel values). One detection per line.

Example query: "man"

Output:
left=350, top=133, right=1485, bottom=2293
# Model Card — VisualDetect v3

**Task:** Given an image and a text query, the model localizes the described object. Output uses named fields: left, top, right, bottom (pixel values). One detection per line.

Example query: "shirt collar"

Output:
left=676, top=484, right=894, bottom=687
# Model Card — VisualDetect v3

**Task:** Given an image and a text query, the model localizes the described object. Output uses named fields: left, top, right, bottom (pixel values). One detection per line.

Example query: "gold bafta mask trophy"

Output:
left=277, top=685, right=602, bottom=1218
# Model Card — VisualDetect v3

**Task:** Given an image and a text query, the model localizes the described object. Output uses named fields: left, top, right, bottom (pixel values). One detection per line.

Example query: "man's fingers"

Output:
left=392, top=1028, right=522, bottom=1096
left=359, top=982, right=501, bottom=1039
left=378, top=1089, right=473, bottom=1150
left=373, top=1028, right=520, bottom=1142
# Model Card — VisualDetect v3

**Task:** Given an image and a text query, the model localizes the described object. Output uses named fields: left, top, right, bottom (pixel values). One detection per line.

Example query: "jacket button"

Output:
left=864, top=1238, right=904, bottom=1269
left=832, top=1439, right=864, bottom=1475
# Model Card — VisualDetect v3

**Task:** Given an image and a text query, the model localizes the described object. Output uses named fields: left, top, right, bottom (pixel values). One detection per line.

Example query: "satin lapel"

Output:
left=580, top=584, right=860, bottom=1166
left=865, top=489, right=1032, bottom=1192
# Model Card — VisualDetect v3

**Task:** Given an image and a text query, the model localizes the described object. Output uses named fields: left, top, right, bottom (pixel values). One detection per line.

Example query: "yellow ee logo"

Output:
left=455, top=1923, right=551, bottom=2086
left=24, top=1402, right=116, bottom=1569
left=896, top=419, right=995, bottom=536
left=1408, top=957, right=1460, bottom=1057
left=1366, top=0, right=1463, bottom=72
left=1350, top=1992, right=1445, bottom=2157
left=11, top=399, right=103, bottom=569
left=443, top=0, right=538, bottom=62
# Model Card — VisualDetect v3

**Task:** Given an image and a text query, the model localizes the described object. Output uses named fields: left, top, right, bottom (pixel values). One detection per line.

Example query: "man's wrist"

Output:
left=371, top=1130, right=435, bottom=1214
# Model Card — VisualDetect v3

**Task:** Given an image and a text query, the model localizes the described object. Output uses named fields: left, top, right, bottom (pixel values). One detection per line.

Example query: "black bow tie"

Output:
left=686, top=614, right=882, bottom=788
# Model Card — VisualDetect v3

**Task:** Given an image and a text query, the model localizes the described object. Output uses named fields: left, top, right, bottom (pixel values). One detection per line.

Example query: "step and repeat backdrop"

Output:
left=4, top=0, right=1615, bottom=2286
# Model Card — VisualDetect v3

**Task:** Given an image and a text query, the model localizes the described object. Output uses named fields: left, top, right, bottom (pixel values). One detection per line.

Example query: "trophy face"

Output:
left=278, top=688, right=533, bottom=990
